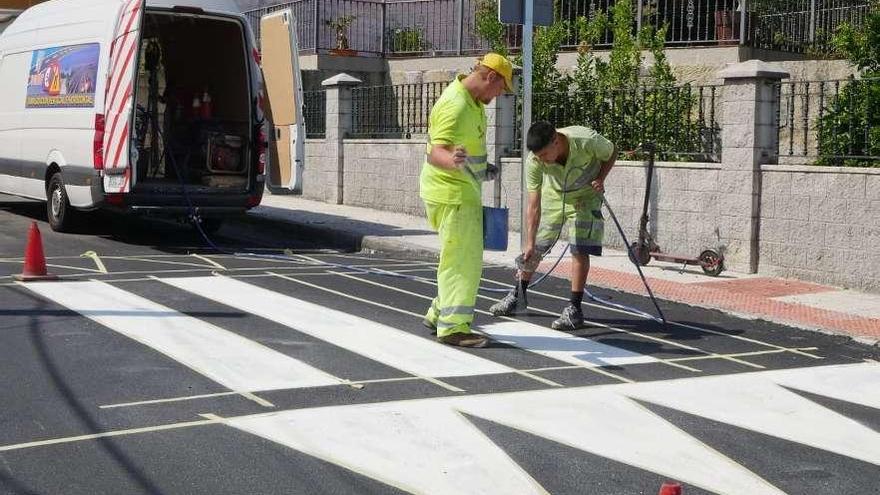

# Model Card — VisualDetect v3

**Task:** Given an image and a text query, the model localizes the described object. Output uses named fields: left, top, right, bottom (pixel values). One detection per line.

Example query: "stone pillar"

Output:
left=322, top=73, right=361, bottom=204
left=717, top=60, right=789, bottom=273
left=484, top=91, right=517, bottom=208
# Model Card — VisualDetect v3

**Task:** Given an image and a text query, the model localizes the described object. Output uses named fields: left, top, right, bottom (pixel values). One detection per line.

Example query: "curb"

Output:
left=243, top=211, right=365, bottom=251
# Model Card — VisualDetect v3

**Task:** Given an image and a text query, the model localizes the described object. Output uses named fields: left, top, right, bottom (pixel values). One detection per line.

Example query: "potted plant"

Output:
left=326, top=14, right=357, bottom=56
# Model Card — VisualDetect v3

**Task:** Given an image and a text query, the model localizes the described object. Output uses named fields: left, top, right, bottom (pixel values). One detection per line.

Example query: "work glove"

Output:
left=485, top=163, right=499, bottom=181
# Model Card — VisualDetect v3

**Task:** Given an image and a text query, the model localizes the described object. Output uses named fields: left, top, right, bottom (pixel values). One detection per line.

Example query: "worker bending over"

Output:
left=490, top=121, right=617, bottom=330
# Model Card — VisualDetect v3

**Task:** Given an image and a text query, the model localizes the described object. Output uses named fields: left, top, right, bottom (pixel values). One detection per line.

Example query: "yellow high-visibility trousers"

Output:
left=423, top=200, right=483, bottom=337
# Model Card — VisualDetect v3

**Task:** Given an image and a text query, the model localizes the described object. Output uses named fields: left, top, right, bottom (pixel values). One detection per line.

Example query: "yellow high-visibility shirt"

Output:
left=527, top=125, right=614, bottom=204
left=419, top=76, right=487, bottom=205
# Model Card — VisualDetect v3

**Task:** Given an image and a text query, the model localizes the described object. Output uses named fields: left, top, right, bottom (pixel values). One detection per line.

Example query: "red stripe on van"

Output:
left=105, top=86, right=132, bottom=167
left=105, top=31, right=131, bottom=111
left=110, top=1, right=140, bottom=64
left=119, top=167, right=131, bottom=193
left=106, top=0, right=141, bottom=109
left=106, top=35, right=137, bottom=122
left=110, top=123, right=130, bottom=169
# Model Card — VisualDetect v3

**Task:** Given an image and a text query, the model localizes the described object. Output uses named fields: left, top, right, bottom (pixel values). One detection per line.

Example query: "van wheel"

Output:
left=47, top=174, right=76, bottom=232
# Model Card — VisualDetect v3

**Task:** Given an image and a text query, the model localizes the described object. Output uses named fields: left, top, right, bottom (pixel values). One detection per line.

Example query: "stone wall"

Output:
left=759, top=166, right=880, bottom=293
left=301, top=63, right=879, bottom=293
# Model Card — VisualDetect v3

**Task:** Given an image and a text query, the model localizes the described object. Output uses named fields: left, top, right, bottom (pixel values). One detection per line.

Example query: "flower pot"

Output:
left=330, top=48, right=357, bottom=57
left=715, top=10, right=738, bottom=46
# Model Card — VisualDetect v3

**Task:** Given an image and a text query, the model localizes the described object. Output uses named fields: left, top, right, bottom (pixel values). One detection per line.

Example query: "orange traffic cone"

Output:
left=14, top=222, right=58, bottom=281
left=658, top=482, right=682, bottom=495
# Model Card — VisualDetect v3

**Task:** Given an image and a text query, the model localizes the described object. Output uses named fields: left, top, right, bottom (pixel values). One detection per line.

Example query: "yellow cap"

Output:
left=479, top=53, right=514, bottom=92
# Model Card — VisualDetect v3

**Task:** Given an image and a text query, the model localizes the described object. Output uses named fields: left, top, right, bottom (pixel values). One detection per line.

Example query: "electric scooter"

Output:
left=630, top=142, right=725, bottom=277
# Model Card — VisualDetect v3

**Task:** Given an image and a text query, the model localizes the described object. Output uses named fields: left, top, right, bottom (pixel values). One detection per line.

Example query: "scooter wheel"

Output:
left=629, top=242, right=652, bottom=266
left=699, top=249, right=724, bottom=277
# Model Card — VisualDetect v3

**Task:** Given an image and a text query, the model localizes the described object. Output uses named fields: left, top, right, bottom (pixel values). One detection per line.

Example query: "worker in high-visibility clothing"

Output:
left=421, top=53, right=512, bottom=348
left=490, top=121, right=617, bottom=330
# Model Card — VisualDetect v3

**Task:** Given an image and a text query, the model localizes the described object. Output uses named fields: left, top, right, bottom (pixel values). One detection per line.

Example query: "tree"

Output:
left=817, top=0, right=880, bottom=167
left=473, top=0, right=706, bottom=159
left=568, top=0, right=702, bottom=158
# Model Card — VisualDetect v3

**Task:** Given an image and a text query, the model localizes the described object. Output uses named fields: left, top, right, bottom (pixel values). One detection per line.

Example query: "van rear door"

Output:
left=102, top=0, right=145, bottom=194
left=260, top=9, right=304, bottom=194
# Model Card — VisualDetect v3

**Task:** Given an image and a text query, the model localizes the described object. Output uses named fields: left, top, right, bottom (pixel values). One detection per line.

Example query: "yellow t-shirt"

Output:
left=526, top=126, right=614, bottom=203
left=419, top=76, right=487, bottom=205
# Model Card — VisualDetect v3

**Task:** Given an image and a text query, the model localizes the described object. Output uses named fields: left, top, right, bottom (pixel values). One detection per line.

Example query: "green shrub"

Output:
left=816, top=0, right=880, bottom=167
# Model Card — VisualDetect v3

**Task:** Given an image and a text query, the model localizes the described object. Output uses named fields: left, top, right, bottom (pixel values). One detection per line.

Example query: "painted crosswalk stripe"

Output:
left=226, top=364, right=879, bottom=495
left=162, top=276, right=513, bottom=379
left=24, top=280, right=341, bottom=392
left=478, top=321, right=658, bottom=367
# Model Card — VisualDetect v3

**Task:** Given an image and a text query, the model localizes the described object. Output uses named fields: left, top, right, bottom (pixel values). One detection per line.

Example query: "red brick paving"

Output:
left=540, top=260, right=880, bottom=342
left=691, top=277, right=834, bottom=298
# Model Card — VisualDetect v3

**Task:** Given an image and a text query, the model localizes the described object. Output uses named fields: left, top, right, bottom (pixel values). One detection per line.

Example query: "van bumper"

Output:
left=108, top=190, right=264, bottom=218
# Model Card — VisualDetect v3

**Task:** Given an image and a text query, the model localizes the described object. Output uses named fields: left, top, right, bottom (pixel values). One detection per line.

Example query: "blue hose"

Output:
left=160, top=128, right=665, bottom=326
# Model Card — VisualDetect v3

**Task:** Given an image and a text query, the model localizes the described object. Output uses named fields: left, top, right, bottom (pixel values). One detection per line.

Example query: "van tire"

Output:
left=47, top=174, right=76, bottom=232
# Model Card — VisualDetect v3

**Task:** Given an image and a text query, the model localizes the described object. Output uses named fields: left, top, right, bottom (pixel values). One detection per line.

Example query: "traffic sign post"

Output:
left=498, top=0, right=552, bottom=250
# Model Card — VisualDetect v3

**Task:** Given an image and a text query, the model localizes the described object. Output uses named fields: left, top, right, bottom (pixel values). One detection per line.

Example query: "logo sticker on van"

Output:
left=26, top=43, right=100, bottom=109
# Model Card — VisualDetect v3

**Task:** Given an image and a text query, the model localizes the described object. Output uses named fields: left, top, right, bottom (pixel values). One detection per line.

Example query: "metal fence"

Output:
left=555, top=0, right=745, bottom=48
left=242, top=0, right=751, bottom=55
left=774, top=77, right=880, bottom=166
left=243, top=0, right=384, bottom=54
left=242, top=0, right=869, bottom=56
left=750, top=0, right=871, bottom=54
left=512, top=84, right=723, bottom=161
left=349, top=81, right=447, bottom=138
left=303, top=90, right=326, bottom=138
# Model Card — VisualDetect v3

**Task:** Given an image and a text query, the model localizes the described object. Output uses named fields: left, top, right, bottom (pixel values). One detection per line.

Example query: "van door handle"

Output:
left=276, top=128, right=281, bottom=140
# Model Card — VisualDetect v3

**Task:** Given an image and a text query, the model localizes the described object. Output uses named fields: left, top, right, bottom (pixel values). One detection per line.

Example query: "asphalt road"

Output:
left=1, top=196, right=878, bottom=495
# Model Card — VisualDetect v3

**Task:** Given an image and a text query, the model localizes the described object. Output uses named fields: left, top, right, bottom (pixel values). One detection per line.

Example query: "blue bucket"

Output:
left=483, top=206, right=509, bottom=251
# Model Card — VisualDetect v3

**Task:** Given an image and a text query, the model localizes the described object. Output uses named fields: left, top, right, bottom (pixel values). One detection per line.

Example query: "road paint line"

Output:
left=120, top=256, right=221, bottom=269
left=331, top=271, right=631, bottom=383
left=0, top=417, right=221, bottom=452
left=291, top=271, right=565, bottom=388
left=481, top=277, right=824, bottom=360
left=162, top=275, right=513, bottom=381
left=667, top=347, right=819, bottom=363
left=337, top=267, right=704, bottom=374
left=79, top=251, right=108, bottom=273
left=100, top=391, right=241, bottom=409
left=227, top=401, right=551, bottom=495
left=627, top=368, right=880, bottom=465
left=480, top=320, right=659, bottom=369
left=24, top=280, right=343, bottom=393
left=0, top=259, right=102, bottom=274
left=240, top=391, right=275, bottom=408
left=770, top=360, right=880, bottom=409
left=6, top=361, right=875, bottom=473
left=191, top=254, right=227, bottom=270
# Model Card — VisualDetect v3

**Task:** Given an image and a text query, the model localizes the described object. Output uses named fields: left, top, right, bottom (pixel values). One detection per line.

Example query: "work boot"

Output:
left=551, top=304, right=584, bottom=331
left=422, top=317, right=437, bottom=334
left=489, top=289, right=527, bottom=316
left=438, top=332, right=490, bottom=348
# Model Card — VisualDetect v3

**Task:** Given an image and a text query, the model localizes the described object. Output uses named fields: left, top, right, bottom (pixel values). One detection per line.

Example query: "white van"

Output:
left=0, top=0, right=268, bottom=232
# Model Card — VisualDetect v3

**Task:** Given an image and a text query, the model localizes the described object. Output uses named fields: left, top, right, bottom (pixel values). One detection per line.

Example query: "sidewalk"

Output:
left=252, top=194, right=880, bottom=346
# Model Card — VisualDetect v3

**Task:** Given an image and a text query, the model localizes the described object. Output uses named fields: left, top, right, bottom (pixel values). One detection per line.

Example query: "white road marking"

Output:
left=769, top=362, right=880, bottom=410
left=161, top=275, right=514, bottom=379
left=479, top=320, right=659, bottom=368
left=24, top=280, right=342, bottom=392
left=627, top=365, right=880, bottom=465
left=228, top=402, right=550, bottom=495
